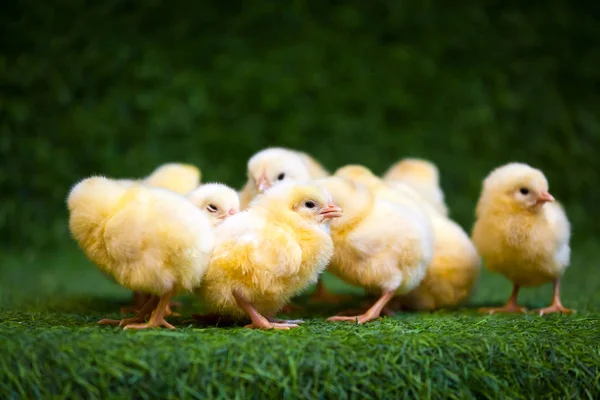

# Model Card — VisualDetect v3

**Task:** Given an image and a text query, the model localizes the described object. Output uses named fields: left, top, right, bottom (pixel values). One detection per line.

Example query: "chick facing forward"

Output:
left=472, top=163, right=574, bottom=315
left=383, top=158, right=449, bottom=217
left=187, top=183, right=240, bottom=227
left=198, top=182, right=342, bottom=330
left=237, top=147, right=339, bottom=304
left=238, top=147, right=329, bottom=210
left=334, top=165, right=480, bottom=312
left=319, top=176, right=434, bottom=324
left=67, top=176, right=214, bottom=329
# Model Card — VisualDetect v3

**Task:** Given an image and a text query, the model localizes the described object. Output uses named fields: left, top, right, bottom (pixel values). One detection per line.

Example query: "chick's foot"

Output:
left=233, top=290, right=300, bottom=331
left=479, top=284, right=526, bottom=314
left=327, top=289, right=395, bottom=324
left=100, top=295, right=159, bottom=327
left=123, top=290, right=175, bottom=330
left=535, top=279, right=575, bottom=316
left=536, top=304, right=576, bottom=316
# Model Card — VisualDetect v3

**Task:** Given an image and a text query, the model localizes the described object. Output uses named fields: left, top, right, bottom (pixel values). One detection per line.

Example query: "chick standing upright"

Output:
left=383, top=158, right=449, bottom=217
left=319, top=176, right=434, bottom=324
left=472, top=163, right=574, bottom=315
left=336, top=165, right=481, bottom=311
left=237, top=147, right=339, bottom=303
left=67, top=177, right=214, bottom=329
left=199, top=182, right=342, bottom=330
left=119, top=162, right=202, bottom=312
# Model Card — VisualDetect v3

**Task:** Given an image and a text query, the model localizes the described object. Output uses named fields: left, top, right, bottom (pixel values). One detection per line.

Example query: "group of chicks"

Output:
left=66, top=147, right=574, bottom=331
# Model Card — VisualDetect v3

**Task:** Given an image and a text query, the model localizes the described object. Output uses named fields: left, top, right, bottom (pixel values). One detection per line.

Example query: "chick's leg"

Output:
left=309, top=279, right=351, bottom=303
left=478, top=284, right=527, bottom=314
left=233, top=290, right=299, bottom=330
left=123, top=289, right=176, bottom=330
left=120, top=291, right=152, bottom=314
left=327, top=289, right=396, bottom=324
left=99, top=296, right=158, bottom=326
left=535, top=279, right=575, bottom=316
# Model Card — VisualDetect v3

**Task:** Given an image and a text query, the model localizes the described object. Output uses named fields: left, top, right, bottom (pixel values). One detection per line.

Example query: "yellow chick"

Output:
left=187, top=183, right=240, bottom=226
left=383, top=158, right=449, bottom=217
left=472, top=162, right=574, bottom=315
left=238, top=147, right=329, bottom=210
left=237, top=147, right=338, bottom=303
left=67, top=176, right=214, bottom=329
left=335, top=165, right=481, bottom=311
left=318, top=176, right=435, bottom=324
left=198, top=182, right=342, bottom=330
left=117, top=162, right=201, bottom=313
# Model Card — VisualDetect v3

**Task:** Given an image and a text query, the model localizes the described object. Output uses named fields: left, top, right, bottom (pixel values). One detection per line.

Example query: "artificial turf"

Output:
left=1, top=241, right=599, bottom=399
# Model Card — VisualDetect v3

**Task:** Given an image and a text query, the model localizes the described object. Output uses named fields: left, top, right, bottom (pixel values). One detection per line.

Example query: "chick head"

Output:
left=252, top=181, right=343, bottom=225
left=317, top=176, right=374, bottom=228
left=479, top=162, right=555, bottom=213
left=384, top=158, right=440, bottom=184
left=187, top=183, right=240, bottom=226
left=334, top=165, right=381, bottom=190
left=144, top=163, right=201, bottom=193
left=247, top=148, right=311, bottom=193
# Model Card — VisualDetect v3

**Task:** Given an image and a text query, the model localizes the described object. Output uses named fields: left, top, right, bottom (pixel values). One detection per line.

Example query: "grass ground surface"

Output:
left=2, top=241, right=600, bottom=399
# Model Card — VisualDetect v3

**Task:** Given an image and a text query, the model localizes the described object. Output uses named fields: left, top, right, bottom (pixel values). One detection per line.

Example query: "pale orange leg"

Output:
left=99, top=296, right=158, bottom=326
left=327, top=289, right=396, bottom=324
left=120, top=291, right=152, bottom=314
left=535, top=279, right=575, bottom=316
left=309, top=279, right=351, bottom=303
left=233, top=290, right=299, bottom=330
left=123, top=289, right=176, bottom=330
left=479, top=284, right=527, bottom=314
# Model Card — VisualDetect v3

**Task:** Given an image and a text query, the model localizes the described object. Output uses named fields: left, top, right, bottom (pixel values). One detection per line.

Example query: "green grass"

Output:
left=1, top=242, right=600, bottom=399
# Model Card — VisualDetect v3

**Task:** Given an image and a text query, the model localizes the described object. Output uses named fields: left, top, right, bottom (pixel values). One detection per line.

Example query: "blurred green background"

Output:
left=2, top=1, right=599, bottom=251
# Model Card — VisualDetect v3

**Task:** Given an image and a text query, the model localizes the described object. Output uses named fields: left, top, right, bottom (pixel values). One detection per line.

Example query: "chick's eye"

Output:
left=519, top=188, right=529, bottom=195
left=304, top=201, right=316, bottom=209
left=277, top=173, right=285, bottom=180
left=207, top=204, right=218, bottom=213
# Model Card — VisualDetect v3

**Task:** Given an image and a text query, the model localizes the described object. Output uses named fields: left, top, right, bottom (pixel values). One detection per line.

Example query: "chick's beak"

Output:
left=228, top=208, right=236, bottom=215
left=319, top=204, right=343, bottom=220
left=536, top=191, right=555, bottom=204
left=257, top=173, right=271, bottom=192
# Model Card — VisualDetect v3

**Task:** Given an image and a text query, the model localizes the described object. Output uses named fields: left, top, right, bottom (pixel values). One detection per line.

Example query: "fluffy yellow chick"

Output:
left=318, top=176, right=434, bottom=324
left=237, top=147, right=337, bottom=303
left=187, top=183, right=240, bottom=226
left=67, top=176, right=214, bottom=329
left=198, top=182, right=342, bottom=330
left=472, top=162, right=574, bottom=315
left=335, top=165, right=481, bottom=311
left=383, top=158, right=449, bottom=217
